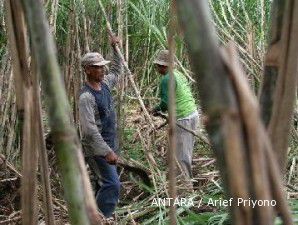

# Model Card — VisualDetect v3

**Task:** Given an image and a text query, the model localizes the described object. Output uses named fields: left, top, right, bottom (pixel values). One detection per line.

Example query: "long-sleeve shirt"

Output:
left=154, top=70, right=197, bottom=119
left=79, top=48, right=122, bottom=157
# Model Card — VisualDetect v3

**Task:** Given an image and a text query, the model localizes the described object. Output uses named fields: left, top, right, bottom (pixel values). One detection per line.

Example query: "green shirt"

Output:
left=154, top=70, right=197, bottom=119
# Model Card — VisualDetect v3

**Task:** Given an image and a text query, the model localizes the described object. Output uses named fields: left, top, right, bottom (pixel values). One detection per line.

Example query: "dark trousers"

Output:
left=93, top=155, right=121, bottom=218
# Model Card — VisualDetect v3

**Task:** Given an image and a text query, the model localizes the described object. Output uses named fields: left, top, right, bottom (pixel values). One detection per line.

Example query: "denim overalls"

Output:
left=83, top=83, right=120, bottom=217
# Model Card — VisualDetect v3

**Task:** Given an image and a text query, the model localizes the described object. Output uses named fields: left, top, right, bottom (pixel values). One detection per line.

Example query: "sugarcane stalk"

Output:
left=174, top=1, right=293, bottom=223
left=167, top=4, right=177, bottom=223
left=174, top=1, right=280, bottom=224
left=4, top=0, right=27, bottom=151
left=5, top=1, right=39, bottom=224
left=49, top=0, right=59, bottom=35
left=97, top=0, right=155, bottom=130
left=259, top=0, right=286, bottom=126
left=31, top=52, right=56, bottom=225
left=19, top=0, right=94, bottom=224
left=267, top=0, right=298, bottom=172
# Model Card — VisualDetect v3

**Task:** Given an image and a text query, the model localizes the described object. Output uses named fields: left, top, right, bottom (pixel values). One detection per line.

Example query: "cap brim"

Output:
left=153, top=60, right=169, bottom=66
left=92, top=60, right=111, bottom=66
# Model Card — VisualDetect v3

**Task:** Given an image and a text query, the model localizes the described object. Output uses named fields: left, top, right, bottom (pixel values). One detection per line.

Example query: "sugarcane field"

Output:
left=0, top=0, right=298, bottom=224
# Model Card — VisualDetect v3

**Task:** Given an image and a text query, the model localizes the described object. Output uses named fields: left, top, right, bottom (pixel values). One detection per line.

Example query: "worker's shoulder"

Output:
left=174, top=70, right=189, bottom=83
left=174, top=70, right=185, bottom=78
left=79, top=90, right=95, bottom=104
left=161, top=70, right=182, bottom=83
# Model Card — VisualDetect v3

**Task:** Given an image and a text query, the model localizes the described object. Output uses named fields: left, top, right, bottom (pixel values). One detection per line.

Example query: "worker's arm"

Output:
left=104, top=38, right=123, bottom=89
left=153, top=75, right=171, bottom=113
left=79, top=92, right=113, bottom=157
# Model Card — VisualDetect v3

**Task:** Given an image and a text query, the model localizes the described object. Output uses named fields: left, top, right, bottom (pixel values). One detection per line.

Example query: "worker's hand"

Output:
left=105, top=151, right=118, bottom=165
left=109, top=35, right=121, bottom=47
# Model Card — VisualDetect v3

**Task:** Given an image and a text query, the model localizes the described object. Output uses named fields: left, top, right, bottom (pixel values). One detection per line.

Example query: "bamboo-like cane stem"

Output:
left=268, top=0, right=298, bottom=172
left=31, top=53, right=56, bottom=225
left=97, top=0, right=155, bottom=130
left=5, top=1, right=39, bottom=224
left=20, top=1, right=95, bottom=224
left=167, top=4, right=177, bottom=223
left=259, top=0, right=285, bottom=126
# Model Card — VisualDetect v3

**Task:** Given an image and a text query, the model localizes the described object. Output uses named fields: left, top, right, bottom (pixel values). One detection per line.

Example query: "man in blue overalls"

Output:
left=79, top=37, right=122, bottom=218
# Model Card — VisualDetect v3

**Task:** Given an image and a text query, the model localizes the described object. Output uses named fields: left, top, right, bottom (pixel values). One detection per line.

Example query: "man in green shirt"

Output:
left=152, top=50, right=198, bottom=192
